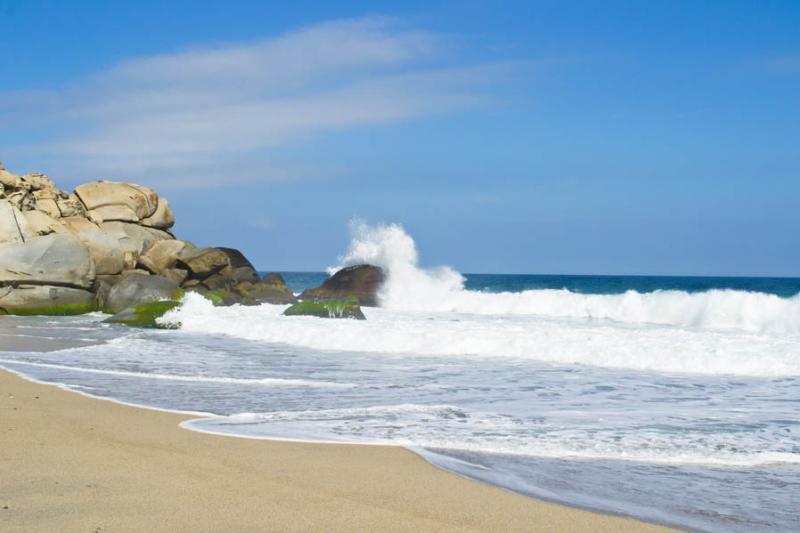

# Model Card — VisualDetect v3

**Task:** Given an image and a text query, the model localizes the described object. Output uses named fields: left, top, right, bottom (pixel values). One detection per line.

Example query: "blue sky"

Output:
left=1, top=0, right=798, bottom=276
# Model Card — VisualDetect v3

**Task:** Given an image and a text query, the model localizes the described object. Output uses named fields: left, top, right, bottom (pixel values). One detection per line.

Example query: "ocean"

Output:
left=1, top=224, right=798, bottom=532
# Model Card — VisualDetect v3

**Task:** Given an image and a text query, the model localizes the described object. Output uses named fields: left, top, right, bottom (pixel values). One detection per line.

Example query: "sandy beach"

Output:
left=0, top=367, right=674, bottom=532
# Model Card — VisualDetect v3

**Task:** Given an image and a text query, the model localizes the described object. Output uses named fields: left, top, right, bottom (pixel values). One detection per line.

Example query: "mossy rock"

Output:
left=299, top=265, right=384, bottom=307
left=4, top=302, right=97, bottom=316
left=283, top=297, right=365, bottom=320
left=105, top=300, right=181, bottom=328
left=186, top=287, right=235, bottom=306
left=237, top=280, right=296, bottom=305
left=0, top=285, right=98, bottom=316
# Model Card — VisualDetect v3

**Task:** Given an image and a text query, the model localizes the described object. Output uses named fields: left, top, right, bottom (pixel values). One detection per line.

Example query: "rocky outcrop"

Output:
left=74, top=181, right=164, bottom=225
left=0, top=160, right=376, bottom=322
left=300, top=264, right=384, bottom=306
left=102, top=273, right=181, bottom=314
left=0, top=161, right=275, bottom=317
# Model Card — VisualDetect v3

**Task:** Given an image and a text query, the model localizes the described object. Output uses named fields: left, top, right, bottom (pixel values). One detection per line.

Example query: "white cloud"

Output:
left=1, top=17, right=517, bottom=189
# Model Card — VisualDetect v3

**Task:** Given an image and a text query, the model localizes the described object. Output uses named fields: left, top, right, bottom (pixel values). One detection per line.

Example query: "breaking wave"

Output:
left=334, top=222, right=800, bottom=335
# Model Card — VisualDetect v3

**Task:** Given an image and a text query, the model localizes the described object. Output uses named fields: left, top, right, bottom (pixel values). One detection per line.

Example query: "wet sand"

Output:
left=0, top=365, right=675, bottom=532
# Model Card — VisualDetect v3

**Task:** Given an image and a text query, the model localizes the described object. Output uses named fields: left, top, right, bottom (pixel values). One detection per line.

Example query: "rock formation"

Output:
left=299, top=264, right=384, bottom=306
left=0, top=161, right=299, bottom=317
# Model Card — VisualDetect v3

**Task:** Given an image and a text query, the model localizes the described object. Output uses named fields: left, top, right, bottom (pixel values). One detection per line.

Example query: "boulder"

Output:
left=283, top=297, right=365, bottom=320
left=300, top=264, right=385, bottom=307
left=162, top=268, right=188, bottom=286
left=140, top=197, right=175, bottom=229
left=237, top=273, right=296, bottom=305
left=74, top=181, right=158, bottom=222
left=0, top=233, right=95, bottom=289
left=105, top=300, right=180, bottom=329
left=200, top=272, right=235, bottom=290
left=178, top=247, right=230, bottom=278
left=76, top=231, right=127, bottom=275
left=0, top=285, right=96, bottom=315
left=59, top=217, right=129, bottom=274
left=139, top=239, right=190, bottom=274
left=99, top=221, right=172, bottom=257
left=216, top=247, right=260, bottom=284
left=102, top=273, right=181, bottom=314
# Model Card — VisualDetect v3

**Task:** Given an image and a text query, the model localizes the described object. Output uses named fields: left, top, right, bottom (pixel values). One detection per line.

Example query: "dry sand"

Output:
left=0, top=368, right=676, bottom=532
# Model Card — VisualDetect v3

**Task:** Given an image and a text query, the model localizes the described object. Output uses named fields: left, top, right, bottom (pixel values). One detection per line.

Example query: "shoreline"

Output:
left=0, top=366, right=676, bottom=532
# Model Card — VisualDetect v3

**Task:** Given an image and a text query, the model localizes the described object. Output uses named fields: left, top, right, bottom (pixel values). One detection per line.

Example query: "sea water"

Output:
left=1, top=223, right=798, bottom=532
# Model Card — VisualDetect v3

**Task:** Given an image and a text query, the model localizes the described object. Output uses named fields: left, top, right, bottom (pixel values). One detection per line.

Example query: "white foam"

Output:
left=331, top=222, right=800, bottom=335
left=185, top=404, right=800, bottom=467
left=0, top=357, right=352, bottom=388
left=163, top=292, right=800, bottom=376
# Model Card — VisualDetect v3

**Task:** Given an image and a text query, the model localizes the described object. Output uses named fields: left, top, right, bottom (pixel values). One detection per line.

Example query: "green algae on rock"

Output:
left=105, top=300, right=181, bottom=328
left=283, top=297, right=366, bottom=320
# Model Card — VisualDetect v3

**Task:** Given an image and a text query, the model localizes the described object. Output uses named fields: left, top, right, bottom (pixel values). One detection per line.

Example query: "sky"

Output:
left=1, top=0, right=798, bottom=276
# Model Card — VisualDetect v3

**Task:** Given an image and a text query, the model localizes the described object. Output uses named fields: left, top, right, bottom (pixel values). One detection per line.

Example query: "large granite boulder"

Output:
left=178, top=247, right=231, bottom=279
left=75, top=181, right=159, bottom=223
left=99, top=221, right=172, bottom=258
left=0, top=233, right=95, bottom=289
left=0, top=285, right=95, bottom=315
left=102, top=273, right=181, bottom=314
left=58, top=216, right=128, bottom=275
left=0, top=285, right=96, bottom=316
left=138, top=239, right=192, bottom=274
left=300, top=264, right=385, bottom=307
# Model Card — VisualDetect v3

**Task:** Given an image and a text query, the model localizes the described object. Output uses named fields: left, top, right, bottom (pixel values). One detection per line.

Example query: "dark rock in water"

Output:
left=187, top=286, right=242, bottom=306
left=283, top=297, right=365, bottom=320
left=300, top=264, right=384, bottom=307
left=105, top=300, right=180, bottom=328
left=178, top=247, right=260, bottom=292
left=103, top=273, right=182, bottom=314
left=237, top=272, right=296, bottom=304
left=217, top=247, right=260, bottom=284
left=262, top=272, right=287, bottom=287
left=188, top=272, right=297, bottom=306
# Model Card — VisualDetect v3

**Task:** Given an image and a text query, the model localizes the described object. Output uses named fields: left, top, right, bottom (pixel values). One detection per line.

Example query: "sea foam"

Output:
left=331, top=222, right=800, bottom=334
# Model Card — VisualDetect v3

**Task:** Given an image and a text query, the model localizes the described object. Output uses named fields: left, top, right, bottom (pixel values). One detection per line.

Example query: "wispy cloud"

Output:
left=0, top=17, right=518, bottom=189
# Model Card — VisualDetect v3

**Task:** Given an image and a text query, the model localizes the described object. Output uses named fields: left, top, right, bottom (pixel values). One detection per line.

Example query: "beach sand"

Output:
left=0, top=367, right=675, bottom=532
